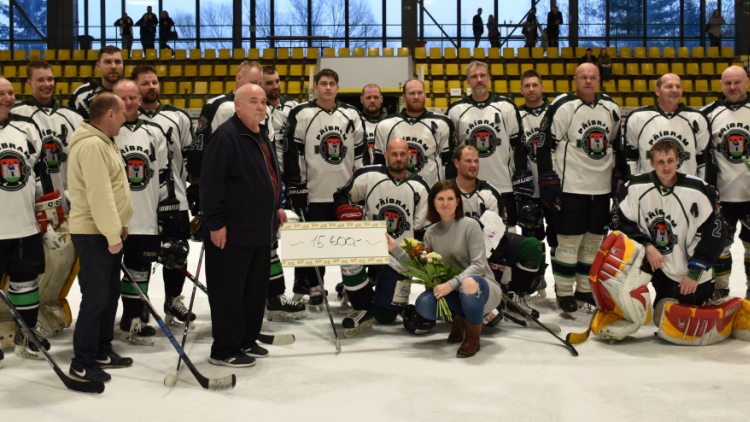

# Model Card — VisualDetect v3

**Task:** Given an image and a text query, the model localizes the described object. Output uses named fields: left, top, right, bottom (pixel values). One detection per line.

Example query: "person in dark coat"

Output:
left=546, top=5, right=563, bottom=48
left=200, top=84, right=286, bottom=368
left=159, top=10, right=175, bottom=51
left=473, top=8, right=484, bottom=48
left=135, top=6, right=158, bottom=50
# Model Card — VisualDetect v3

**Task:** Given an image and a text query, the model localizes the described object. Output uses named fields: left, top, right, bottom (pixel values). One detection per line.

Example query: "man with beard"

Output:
left=447, top=61, right=525, bottom=231
left=702, top=66, right=750, bottom=299
left=131, top=65, right=197, bottom=327
left=372, top=79, right=456, bottom=188
left=333, top=138, right=430, bottom=337
left=68, top=46, right=124, bottom=120
left=262, top=66, right=299, bottom=174
left=361, top=84, right=387, bottom=165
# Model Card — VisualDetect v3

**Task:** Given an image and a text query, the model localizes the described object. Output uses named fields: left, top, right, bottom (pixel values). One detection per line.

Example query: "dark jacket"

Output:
left=114, top=17, right=134, bottom=36
left=136, top=13, right=158, bottom=36
left=200, top=114, right=282, bottom=246
left=160, top=17, right=174, bottom=37
left=473, top=14, right=484, bottom=34
left=547, top=11, right=563, bottom=32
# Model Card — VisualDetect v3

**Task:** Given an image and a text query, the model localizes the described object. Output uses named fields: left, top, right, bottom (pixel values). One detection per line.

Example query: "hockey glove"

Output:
left=336, top=205, right=363, bottom=221
left=158, top=198, right=190, bottom=240
left=35, top=190, right=64, bottom=233
left=538, top=173, right=563, bottom=211
left=611, top=168, right=623, bottom=194
left=287, top=182, right=309, bottom=215
left=157, top=239, right=189, bottom=269
left=186, top=183, right=200, bottom=215
left=512, top=170, right=534, bottom=203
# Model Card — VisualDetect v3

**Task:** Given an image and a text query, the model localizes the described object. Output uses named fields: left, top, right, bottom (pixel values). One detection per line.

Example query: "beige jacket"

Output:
left=68, top=122, right=133, bottom=246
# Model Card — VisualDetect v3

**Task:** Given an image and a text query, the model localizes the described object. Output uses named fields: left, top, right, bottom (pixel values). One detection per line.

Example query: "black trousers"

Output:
left=474, top=32, right=482, bottom=48
left=651, top=269, right=714, bottom=306
left=204, top=240, right=270, bottom=360
left=302, top=202, right=337, bottom=287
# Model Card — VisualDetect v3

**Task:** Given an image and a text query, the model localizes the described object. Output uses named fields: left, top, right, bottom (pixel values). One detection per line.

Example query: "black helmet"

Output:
left=402, top=305, right=436, bottom=335
left=517, top=199, right=543, bottom=229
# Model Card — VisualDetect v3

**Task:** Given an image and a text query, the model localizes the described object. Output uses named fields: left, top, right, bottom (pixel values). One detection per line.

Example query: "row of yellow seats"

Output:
left=126, top=63, right=317, bottom=78
left=9, top=81, right=84, bottom=96
left=422, top=95, right=718, bottom=110
left=603, top=79, right=730, bottom=93
left=415, top=46, right=735, bottom=60
left=161, top=80, right=306, bottom=95
left=610, top=61, right=741, bottom=76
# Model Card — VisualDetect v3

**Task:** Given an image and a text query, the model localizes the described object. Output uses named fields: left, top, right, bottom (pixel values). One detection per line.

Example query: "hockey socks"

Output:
left=8, top=275, right=40, bottom=329
left=120, top=264, right=155, bottom=345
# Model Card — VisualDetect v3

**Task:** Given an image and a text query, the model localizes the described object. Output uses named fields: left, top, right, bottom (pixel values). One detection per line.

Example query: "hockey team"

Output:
left=1, top=44, right=750, bottom=382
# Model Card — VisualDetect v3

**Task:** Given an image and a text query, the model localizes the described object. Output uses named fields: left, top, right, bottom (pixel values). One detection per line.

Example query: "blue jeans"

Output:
left=415, top=275, right=489, bottom=325
left=373, top=264, right=409, bottom=311
left=121, top=34, right=133, bottom=53
left=71, top=234, right=123, bottom=365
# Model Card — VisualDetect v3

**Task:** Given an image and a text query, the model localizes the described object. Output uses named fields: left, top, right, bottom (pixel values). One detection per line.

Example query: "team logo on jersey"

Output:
left=316, top=133, right=348, bottom=164
left=719, top=129, right=750, bottom=164
left=580, top=127, right=608, bottom=160
left=468, top=125, right=500, bottom=158
left=648, top=217, right=678, bottom=255
left=406, top=143, right=427, bottom=172
left=43, top=138, right=67, bottom=173
left=124, top=152, right=155, bottom=191
left=526, top=134, right=541, bottom=163
left=377, top=205, right=411, bottom=238
left=0, top=151, right=31, bottom=192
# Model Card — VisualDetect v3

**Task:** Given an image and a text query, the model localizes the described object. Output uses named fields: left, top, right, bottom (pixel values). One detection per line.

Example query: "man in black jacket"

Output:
left=473, top=8, right=484, bottom=48
left=136, top=6, right=158, bottom=50
left=547, top=5, right=563, bottom=48
left=200, top=84, right=286, bottom=368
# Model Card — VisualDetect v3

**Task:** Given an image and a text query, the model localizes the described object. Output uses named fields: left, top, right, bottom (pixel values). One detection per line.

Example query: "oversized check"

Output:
left=278, top=221, right=390, bottom=267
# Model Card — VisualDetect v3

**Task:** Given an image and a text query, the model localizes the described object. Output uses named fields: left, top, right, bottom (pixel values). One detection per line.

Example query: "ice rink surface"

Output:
left=2, top=240, right=750, bottom=422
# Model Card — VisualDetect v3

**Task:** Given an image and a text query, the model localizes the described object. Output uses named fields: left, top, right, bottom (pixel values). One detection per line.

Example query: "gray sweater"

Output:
left=391, top=217, right=502, bottom=315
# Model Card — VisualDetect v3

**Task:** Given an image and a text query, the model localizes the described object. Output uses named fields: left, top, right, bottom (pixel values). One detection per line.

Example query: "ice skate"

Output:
left=266, top=294, right=306, bottom=321
left=335, top=282, right=350, bottom=308
left=119, top=317, right=156, bottom=346
left=164, top=295, right=196, bottom=328
left=525, top=276, right=548, bottom=301
left=14, top=326, right=50, bottom=360
left=342, top=309, right=373, bottom=338
left=575, top=291, right=596, bottom=313
left=291, top=276, right=310, bottom=302
left=308, top=285, right=324, bottom=311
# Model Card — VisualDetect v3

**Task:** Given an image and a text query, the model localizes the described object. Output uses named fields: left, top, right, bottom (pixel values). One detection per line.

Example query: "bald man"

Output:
left=200, top=84, right=285, bottom=367
left=112, top=79, right=171, bottom=346
left=702, top=65, right=750, bottom=300
left=333, top=137, right=431, bottom=337
left=535, top=63, right=623, bottom=318
left=624, top=73, right=711, bottom=179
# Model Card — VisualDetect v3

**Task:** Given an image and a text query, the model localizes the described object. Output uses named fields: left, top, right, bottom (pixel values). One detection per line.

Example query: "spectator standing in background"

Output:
left=136, top=6, right=158, bottom=50
left=547, top=5, right=562, bottom=48
left=473, top=8, right=484, bottom=48
left=706, top=10, right=725, bottom=47
left=487, top=15, right=500, bottom=48
left=599, top=48, right=612, bottom=79
left=159, top=11, right=175, bottom=51
left=114, top=12, right=134, bottom=55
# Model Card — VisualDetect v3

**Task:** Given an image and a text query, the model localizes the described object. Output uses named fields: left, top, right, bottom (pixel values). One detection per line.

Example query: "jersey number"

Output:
left=712, top=220, right=722, bottom=238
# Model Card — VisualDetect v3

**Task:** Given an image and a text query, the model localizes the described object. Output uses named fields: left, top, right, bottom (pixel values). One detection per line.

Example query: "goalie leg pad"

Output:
left=657, top=297, right=743, bottom=346
left=731, top=299, right=750, bottom=341
left=575, top=232, right=604, bottom=293
left=36, top=245, right=78, bottom=336
left=552, top=234, right=583, bottom=296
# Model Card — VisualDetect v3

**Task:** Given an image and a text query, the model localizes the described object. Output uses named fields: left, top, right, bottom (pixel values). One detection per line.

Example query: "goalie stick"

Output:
left=121, top=263, right=236, bottom=391
left=566, top=310, right=598, bottom=345
left=175, top=267, right=295, bottom=346
left=0, top=290, right=105, bottom=394
left=502, top=292, right=578, bottom=356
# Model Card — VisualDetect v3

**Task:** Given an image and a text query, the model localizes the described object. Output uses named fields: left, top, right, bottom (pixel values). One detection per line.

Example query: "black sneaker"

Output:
left=241, top=344, right=269, bottom=358
left=69, top=361, right=112, bottom=383
left=209, top=353, right=256, bottom=368
left=96, top=349, right=133, bottom=368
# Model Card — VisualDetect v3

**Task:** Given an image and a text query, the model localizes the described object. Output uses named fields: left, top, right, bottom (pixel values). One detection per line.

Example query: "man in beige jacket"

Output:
left=67, top=92, right=134, bottom=383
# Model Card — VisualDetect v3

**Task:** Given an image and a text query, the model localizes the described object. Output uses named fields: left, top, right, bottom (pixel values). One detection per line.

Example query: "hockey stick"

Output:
left=0, top=290, right=105, bottom=394
left=164, top=244, right=205, bottom=387
left=502, top=292, right=578, bottom=357
left=299, top=210, right=341, bottom=353
left=120, top=263, right=235, bottom=391
left=175, top=267, right=296, bottom=346
left=566, top=310, right=598, bottom=345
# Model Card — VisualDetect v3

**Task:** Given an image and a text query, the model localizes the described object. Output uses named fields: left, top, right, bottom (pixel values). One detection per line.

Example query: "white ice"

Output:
left=2, top=239, right=750, bottom=422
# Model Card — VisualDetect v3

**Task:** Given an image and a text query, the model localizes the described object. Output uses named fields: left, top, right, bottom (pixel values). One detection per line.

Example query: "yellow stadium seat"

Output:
left=532, top=47, right=544, bottom=58
left=261, top=48, right=274, bottom=59
left=620, top=47, right=632, bottom=58
left=721, top=47, right=734, bottom=57
left=290, top=65, right=303, bottom=76
left=204, top=49, right=217, bottom=60
left=433, top=81, right=446, bottom=93
left=94, top=66, right=101, bottom=77
left=565, top=63, right=577, bottom=75
left=575, top=47, right=586, bottom=57
left=506, top=63, right=519, bottom=76
left=518, top=48, right=530, bottom=59
left=701, top=63, right=714, bottom=74
left=72, top=50, right=85, bottom=60
left=233, top=48, right=246, bottom=59
left=286, top=48, right=301, bottom=59
left=634, top=80, right=647, bottom=92
left=189, top=99, right=204, bottom=109
left=647, top=47, right=659, bottom=57
left=226, top=81, right=236, bottom=92
left=618, top=80, right=631, bottom=92
left=152, top=65, right=166, bottom=77
left=448, top=80, right=461, bottom=91
left=649, top=80, right=657, bottom=91
left=603, top=47, right=616, bottom=58
left=63, top=65, right=76, bottom=78
left=287, top=81, right=301, bottom=94
left=168, top=65, right=181, bottom=77
left=444, top=48, right=456, bottom=59
left=458, top=48, right=471, bottom=59
left=663, top=47, right=675, bottom=58
left=434, top=98, right=448, bottom=109
left=536, top=63, right=549, bottom=75
left=323, top=48, right=335, bottom=57
left=245, top=49, right=259, bottom=59
left=274, top=65, right=286, bottom=76
left=160, top=98, right=171, bottom=105
left=626, top=63, right=639, bottom=75
left=551, top=63, right=564, bottom=75
left=51, top=65, right=61, bottom=77
left=706, top=47, right=719, bottom=57
left=383, top=47, right=394, bottom=56
left=415, top=48, right=426, bottom=59
left=70, top=82, right=83, bottom=92
left=57, top=50, right=70, bottom=61
left=397, top=47, right=409, bottom=56
left=199, top=65, right=212, bottom=76
left=692, top=47, right=704, bottom=58
left=183, top=65, right=197, bottom=77
left=706, top=96, right=719, bottom=104
left=190, top=49, right=202, bottom=59
left=173, top=99, right=186, bottom=109
left=695, top=80, right=709, bottom=91
left=473, top=48, right=486, bottom=59
left=163, top=82, right=177, bottom=94
left=625, top=97, right=639, bottom=107
left=306, top=48, right=318, bottom=59
left=514, top=97, right=525, bottom=106
left=55, top=82, right=69, bottom=95
left=488, top=48, right=500, bottom=59
left=689, top=97, right=703, bottom=107
left=305, top=64, right=316, bottom=76
left=10, top=82, right=22, bottom=93
left=87, top=50, right=98, bottom=61
left=671, top=62, right=684, bottom=74
left=43, top=50, right=55, bottom=60
left=656, top=63, right=669, bottom=75
left=641, top=96, right=655, bottom=106
left=2, top=66, right=16, bottom=78
left=429, top=47, right=441, bottom=58
left=446, top=64, right=459, bottom=76
left=556, top=80, right=570, bottom=93
left=424, top=98, right=432, bottom=108
left=431, top=64, right=444, bottom=75
left=561, top=47, right=574, bottom=58
left=682, top=80, right=693, bottom=92
left=716, top=63, right=728, bottom=74
left=424, top=81, right=430, bottom=94
left=214, top=65, right=227, bottom=76
left=495, top=80, right=508, bottom=93
left=547, top=48, right=559, bottom=59
left=194, top=82, right=208, bottom=95
left=510, top=80, right=521, bottom=93
left=368, top=48, right=380, bottom=57
left=145, top=49, right=157, bottom=60
left=79, top=66, right=92, bottom=78
left=130, top=49, right=144, bottom=60
left=178, top=81, right=192, bottom=94
left=174, top=49, right=187, bottom=60
left=602, top=79, right=616, bottom=92
left=711, top=80, right=722, bottom=91
left=686, top=63, right=700, bottom=75
left=352, top=48, right=365, bottom=57
left=641, top=63, right=654, bottom=75
left=521, top=63, right=533, bottom=73
left=415, top=63, right=427, bottom=76
left=680, top=97, right=687, bottom=105
left=634, top=47, right=647, bottom=58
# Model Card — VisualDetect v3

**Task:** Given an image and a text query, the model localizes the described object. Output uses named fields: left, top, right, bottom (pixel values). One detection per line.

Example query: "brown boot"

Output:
left=456, top=322, right=482, bottom=358
left=447, top=316, right=465, bottom=343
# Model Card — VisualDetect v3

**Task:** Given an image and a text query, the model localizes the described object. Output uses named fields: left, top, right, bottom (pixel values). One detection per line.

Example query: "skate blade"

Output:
left=291, top=293, right=308, bottom=303
left=577, top=302, right=596, bottom=313
left=14, top=345, right=45, bottom=360
left=165, top=315, right=196, bottom=329
left=266, top=312, right=307, bottom=322
left=565, top=311, right=577, bottom=319
left=119, top=332, right=155, bottom=346
left=344, top=320, right=373, bottom=338
left=528, top=289, right=547, bottom=300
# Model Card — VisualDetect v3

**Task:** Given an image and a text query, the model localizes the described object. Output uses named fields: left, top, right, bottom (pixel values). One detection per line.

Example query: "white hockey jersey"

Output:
left=538, top=93, right=622, bottom=195
left=361, top=108, right=388, bottom=165
left=139, top=103, right=194, bottom=212
left=701, top=96, right=750, bottom=202
left=372, top=110, right=456, bottom=188
left=447, top=93, right=523, bottom=193
left=283, top=100, right=365, bottom=203
left=268, top=96, right=298, bottom=174
left=451, top=178, right=506, bottom=224
left=0, top=114, right=45, bottom=240
left=334, top=165, right=430, bottom=272
left=624, top=104, right=710, bottom=178
left=614, top=173, right=724, bottom=284
left=13, top=98, right=84, bottom=212
left=114, top=120, right=169, bottom=235
left=67, top=79, right=110, bottom=120
left=519, top=100, right=550, bottom=198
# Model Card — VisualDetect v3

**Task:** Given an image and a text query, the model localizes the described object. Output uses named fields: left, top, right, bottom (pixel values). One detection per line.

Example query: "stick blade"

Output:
left=258, top=333, right=295, bottom=345
left=207, top=374, right=236, bottom=391
left=64, top=377, right=105, bottom=394
left=335, top=338, right=341, bottom=353
left=566, top=329, right=591, bottom=345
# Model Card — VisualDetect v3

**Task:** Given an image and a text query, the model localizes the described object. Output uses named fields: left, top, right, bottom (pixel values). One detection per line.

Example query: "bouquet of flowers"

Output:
left=398, top=238, right=464, bottom=322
